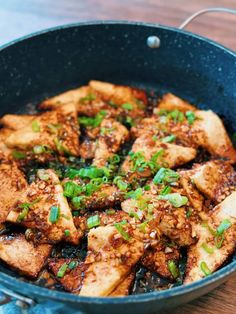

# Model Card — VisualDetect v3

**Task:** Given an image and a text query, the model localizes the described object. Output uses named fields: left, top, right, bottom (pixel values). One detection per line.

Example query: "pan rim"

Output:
left=0, top=20, right=235, bottom=304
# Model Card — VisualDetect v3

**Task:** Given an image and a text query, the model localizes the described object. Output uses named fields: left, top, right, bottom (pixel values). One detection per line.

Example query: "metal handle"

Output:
left=179, top=7, right=236, bottom=29
left=0, top=286, right=35, bottom=309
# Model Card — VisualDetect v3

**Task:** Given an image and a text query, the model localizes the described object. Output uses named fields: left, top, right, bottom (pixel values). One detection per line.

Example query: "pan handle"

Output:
left=179, top=7, right=236, bottom=29
left=0, top=286, right=35, bottom=309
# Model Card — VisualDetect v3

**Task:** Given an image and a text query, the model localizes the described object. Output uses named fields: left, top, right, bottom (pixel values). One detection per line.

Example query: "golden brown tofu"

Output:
left=0, top=128, right=13, bottom=155
left=0, top=156, right=28, bottom=223
left=5, top=103, right=80, bottom=156
left=89, top=80, right=147, bottom=111
left=184, top=192, right=236, bottom=284
left=93, top=118, right=129, bottom=167
left=7, top=169, right=80, bottom=245
left=121, top=134, right=196, bottom=178
left=109, top=271, right=135, bottom=296
left=0, top=234, right=52, bottom=278
left=121, top=184, right=195, bottom=247
left=0, top=114, right=35, bottom=130
left=40, top=86, right=90, bottom=110
left=192, top=110, right=236, bottom=163
left=79, top=138, right=96, bottom=159
left=191, top=160, right=236, bottom=204
left=48, top=258, right=85, bottom=293
left=141, top=241, right=180, bottom=280
left=158, top=93, right=197, bottom=112
left=179, top=169, right=204, bottom=212
left=80, top=225, right=144, bottom=296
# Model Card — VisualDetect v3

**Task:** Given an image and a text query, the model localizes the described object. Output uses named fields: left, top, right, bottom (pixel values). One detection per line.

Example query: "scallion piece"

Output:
left=64, top=229, right=71, bottom=237
left=80, top=93, right=96, bottom=102
left=79, top=110, right=106, bottom=127
left=68, top=261, right=78, bottom=269
left=57, top=263, right=68, bottom=278
left=49, top=206, right=60, bottom=223
left=37, top=169, right=50, bottom=181
left=125, top=188, right=143, bottom=200
left=200, top=261, right=211, bottom=276
left=72, top=196, right=84, bottom=209
left=17, top=207, right=29, bottom=222
left=122, top=103, right=133, bottom=110
left=47, top=123, right=61, bottom=134
left=167, top=260, right=179, bottom=279
left=31, top=120, right=40, bottom=132
left=216, top=219, right=232, bottom=235
left=129, top=211, right=140, bottom=220
left=160, top=186, right=171, bottom=195
left=33, top=145, right=46, bottom=154
left=87, top=215, right=100, bottom=229
left=144, top=185, right=151, bottom=191
left=12, top=151, right=26, bottom=159
left=201, top=243, right=214, bottom=254
left=138, top=221, right=149, bottom=233
left=63, top=181, right=83, bottom=198
left=153, top=168, right=180, bottom=185
left=158, top=193, right=188, bottom=208
left=214, top=234, right=225, bottom=249
left=185, top=111, right=196, bottom=125
left=161, top=134, right=176, bottom=143
left=109, top=154, right=120, bottom=164
left=114, top=222, right=130, bottom=241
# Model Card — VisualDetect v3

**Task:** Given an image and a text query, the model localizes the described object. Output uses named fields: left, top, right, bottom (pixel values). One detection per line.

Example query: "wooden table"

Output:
left=0, top=0, right=236, bottom=313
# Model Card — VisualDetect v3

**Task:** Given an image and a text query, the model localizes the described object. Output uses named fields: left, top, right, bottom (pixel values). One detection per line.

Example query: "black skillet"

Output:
left=0, top=7, right=236, bottom=314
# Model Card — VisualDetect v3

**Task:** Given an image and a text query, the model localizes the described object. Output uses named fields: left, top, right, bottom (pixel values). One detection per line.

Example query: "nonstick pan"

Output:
left=0, top=7, right=236, bottom=314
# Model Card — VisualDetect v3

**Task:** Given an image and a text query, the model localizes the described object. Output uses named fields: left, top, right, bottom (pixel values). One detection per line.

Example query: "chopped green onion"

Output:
left=125, top=188, right=143, bottom=200
left=158, top=193, right=188, bottom=208
left=12, top=151, right=26, bottom=159
left=153, top=168, right=180, bottom=185
left=122, top=103, right=133, bottom=110
left=17, top=207, right=29, bottom=222
left=169, top=110, right=185, bottom=123
left=138, top=221, right=149, bottom=233
left=54, top=138, right=70, bottom=154
left=216, top=219, right=232, bottom=235
left=125, top=116, right=135, bottom=127
left=66, top=166, right=107, bottom=180
left=37, top=169, right=50, bottom=181
left=64, top=229, right=71, bottom=237
left=72, top=196, right=84, bottom=209
left=49, top=206, right=60, bottom=223
left=144, top=185, right=151, bottom=191
left=201, top=243, right=214, bottom=254
left=33, top=145, right=46, bottom=154
left=214, top=234, right=225, bottom=249
left=186, top=209, right=192, bottom=218
left=72, top=211, right=80, bottom=217
left=57, top=263, right=68, bottom=278
left=185, top=111, right=196, bottom=125
left=31, top=120, right=40, bottom=132
left=80, top=93, right=96, bottom=102
left=168, top=260, right=179, bottom=279
left=47, top=123, right=62, bottom=134
left=87, top=215, right=100, bottom=229
left=109, top=154, right=120, bottom=164
left=129, top=211, right=140, bottom=220
left=63, top=181, right=83, bottom=198
left=114, top=222, right=130, bottom=241
left=200, top=261, right=211, bottom=276
left=160, top=186, right=172, bottom=195
left=161, top=134, right=176, bottom=143
left=79, top=110, right=106, bottom=128
left=152, top=135, right=158, bottom=142
left=68, top=261, right=78, bottom=269
left=106, top=209, right=116, bottom=215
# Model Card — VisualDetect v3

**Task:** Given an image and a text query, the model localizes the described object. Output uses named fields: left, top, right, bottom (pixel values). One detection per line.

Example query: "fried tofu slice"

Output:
left=89, top=80, right=147, bottom=108
left=192, top=110, right=236, bottom=162
left=141, top=240, right=180, bottom=280
left=191, top=160, right=236, bottom=203
left=5, top=103, right=80, bottom=156
left=109, top=271, right=135, bottom=296
left=184, top=192, right=236, bottom=284
left=79, top=138, right=96, bottom=159
left=0, top=114, right=35, bottom=130
left=48, top=258, right=85, bottom=293
left=121, top=134, right=196, bottom=178
left=80, top=225, right=144, bottom=296
left=0, top=155, right=28, bottom=223
left=40, top=86, right=90, bottom=110
left=0, top=128, right=13, bottom=155
left=0, top=234, right=51, bottom=278
left=93, top=118, right=129, bottom=167
left=7, top=169, right=80, bottom=245
left=158, top=93, right=197, bottom=112
left=179, top=169, right=204, bottom=212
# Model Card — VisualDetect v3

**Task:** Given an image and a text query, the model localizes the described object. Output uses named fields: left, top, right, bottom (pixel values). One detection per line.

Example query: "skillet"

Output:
left=0, top=7, right=236, bottom=314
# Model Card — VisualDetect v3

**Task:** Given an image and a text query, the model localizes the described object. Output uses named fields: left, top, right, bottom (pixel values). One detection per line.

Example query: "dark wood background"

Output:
left=0, top=0, right=236, bottom=313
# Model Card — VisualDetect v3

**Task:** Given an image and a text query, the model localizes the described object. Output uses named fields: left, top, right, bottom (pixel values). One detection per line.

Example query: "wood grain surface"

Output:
left=0, top=1, right=236, bottom=313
